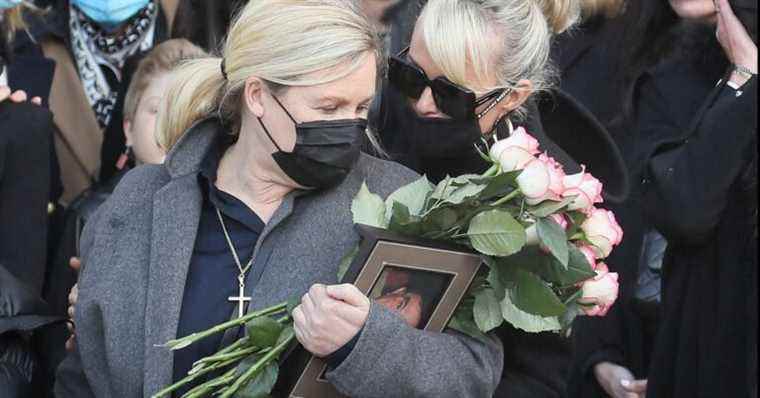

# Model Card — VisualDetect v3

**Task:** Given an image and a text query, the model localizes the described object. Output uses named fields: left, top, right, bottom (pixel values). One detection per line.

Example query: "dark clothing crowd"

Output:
left=0, top=0, right=756, bottom=397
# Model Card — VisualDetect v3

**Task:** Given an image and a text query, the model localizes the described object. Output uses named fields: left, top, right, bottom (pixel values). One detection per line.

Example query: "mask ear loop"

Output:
left=258, top=91, right=299, bottom=153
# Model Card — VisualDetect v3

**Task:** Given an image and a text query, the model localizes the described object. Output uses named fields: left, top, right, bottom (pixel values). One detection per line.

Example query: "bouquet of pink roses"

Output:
left=154, top=127, right=622, bottom=397
left=349, top=127, right=622, bottom=337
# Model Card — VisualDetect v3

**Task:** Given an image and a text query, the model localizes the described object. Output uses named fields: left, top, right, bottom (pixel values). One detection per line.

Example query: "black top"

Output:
left=172, top=140, right=265, bottom=395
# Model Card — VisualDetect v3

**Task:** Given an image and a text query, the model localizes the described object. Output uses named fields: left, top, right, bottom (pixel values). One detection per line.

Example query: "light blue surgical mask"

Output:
left=71, top=0, right=151, bottom=29
left=0, top=0, right=23, bottom=11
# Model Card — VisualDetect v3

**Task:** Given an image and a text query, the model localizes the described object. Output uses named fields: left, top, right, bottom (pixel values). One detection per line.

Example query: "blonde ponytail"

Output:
left=157, top=58, right=226, bottom=150
left=534, top=0, right=581, bottom=33
left=157, top=0, right=380, bottom=151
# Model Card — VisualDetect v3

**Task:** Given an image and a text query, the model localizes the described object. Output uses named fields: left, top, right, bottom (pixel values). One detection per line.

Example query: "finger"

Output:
left=326, top=284, right=369, bottom=307
left=621, top=379, right=647, bottom=393
left=69, top=257, right=81, bottom=271
left=292, top=305, right=306, bottom=328
left=10, top=90, right=27, bottom=103
left=308, top=283, right=329, bottom=303
left=301, top=292, right=317, bottom=315
left=68, top=305, right=75, bottom=319
left=68, top=286, right=78, bottom=306
left=65, top=336, right=76, bottom=352
left=32, top=97, right=42, bottom=106
left=331, top=300, right=370, bottom=324
left=0, top=86, right=10, bottom=101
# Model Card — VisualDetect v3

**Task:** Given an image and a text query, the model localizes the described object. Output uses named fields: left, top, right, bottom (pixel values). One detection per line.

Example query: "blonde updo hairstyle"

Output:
left=419, top=0, right=580, bottom=119
left=157, top=0, right=382, bottom=150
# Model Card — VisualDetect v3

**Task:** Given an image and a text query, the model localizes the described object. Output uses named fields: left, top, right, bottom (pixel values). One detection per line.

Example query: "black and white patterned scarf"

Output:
left=69, top=2, right=157, bottom=129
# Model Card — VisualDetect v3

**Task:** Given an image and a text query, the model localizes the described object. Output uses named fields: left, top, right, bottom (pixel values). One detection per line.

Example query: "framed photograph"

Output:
left=280, top=225, right=483, bottom=398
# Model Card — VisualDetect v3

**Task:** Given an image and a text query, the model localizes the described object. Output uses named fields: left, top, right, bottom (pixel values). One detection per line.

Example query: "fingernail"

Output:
left=621, top=380, right=631, bottom=387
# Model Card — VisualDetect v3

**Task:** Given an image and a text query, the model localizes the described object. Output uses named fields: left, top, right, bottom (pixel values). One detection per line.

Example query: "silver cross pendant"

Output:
left=228, top=279, right=252, bottom=318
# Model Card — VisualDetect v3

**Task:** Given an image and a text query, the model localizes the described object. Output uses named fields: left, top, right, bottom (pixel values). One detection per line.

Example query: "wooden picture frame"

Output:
left=279, top=225, right=483, bottom=398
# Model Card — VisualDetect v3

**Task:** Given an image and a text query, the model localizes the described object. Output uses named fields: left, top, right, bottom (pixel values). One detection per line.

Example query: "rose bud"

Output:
left=562, top=167, right=603, bottom=213
left=517, top=159, right=551, bottom=200
left=578, top=263, right=619, bottom=317
left=550, top=213, right=569, bottom=230
left=526, top=153, right=566, bottom=205
left=490, top=127, right=541, bottom=172
left=581, top=208, right=623, bottom=258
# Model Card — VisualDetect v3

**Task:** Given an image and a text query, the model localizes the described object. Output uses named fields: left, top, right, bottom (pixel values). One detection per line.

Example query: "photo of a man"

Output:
left=371, top=267, right=452, bottom=329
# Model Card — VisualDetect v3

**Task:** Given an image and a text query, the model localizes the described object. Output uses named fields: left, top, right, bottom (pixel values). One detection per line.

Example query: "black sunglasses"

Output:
left=388, top=47, right=510, bottom=120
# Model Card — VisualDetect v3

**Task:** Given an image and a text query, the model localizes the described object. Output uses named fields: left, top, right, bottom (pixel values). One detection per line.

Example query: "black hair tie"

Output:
left=220, top=58, right=228, bottom=80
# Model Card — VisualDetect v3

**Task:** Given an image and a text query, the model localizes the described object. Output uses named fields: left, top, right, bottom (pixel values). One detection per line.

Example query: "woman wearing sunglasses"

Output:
left=372, top=0, right=630, bottom=397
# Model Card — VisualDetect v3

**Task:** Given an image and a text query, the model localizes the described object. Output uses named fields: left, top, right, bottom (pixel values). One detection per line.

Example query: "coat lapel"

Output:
left=142, top=175, right=203, bottom=396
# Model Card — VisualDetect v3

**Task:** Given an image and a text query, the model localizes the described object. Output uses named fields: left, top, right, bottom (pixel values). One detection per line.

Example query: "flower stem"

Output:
left=182, top=368, right=237, bottom=398
left=151, top=355, right=243, bottom=398
left=492, top=189, right=521, bottom=207
left=219, top=332, right=296, bottom=398
left=162, top=303, right=288, bottom=350
left=482, top=164, right=499, bottom=178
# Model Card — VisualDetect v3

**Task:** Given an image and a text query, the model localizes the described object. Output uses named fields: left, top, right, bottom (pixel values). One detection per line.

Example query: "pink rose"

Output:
left=490, top=127, right=541, bottom=172
left=581, top=208, right=623, bottom=258
left=579, top=263, right=619, bottom=317
left=526, top=153, right=566, bottom=205
left=550, top=213, right=569, bottom=230
left=578, top=244, right=598, bottom=270
left=562, top=167, right=603, bottom=213
left=516, top=159, right=551, bottom=199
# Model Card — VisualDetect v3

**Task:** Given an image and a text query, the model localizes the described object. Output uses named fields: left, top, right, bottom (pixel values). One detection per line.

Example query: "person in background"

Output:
left=371, top=0, right=629, bottom=397
left=1, top=3, right=63, bottom=397
left=44, top=39, right=206, bottom=394
left=26, top=0, right=182, bottom=203
left=640, top=0, right=756, bottom=396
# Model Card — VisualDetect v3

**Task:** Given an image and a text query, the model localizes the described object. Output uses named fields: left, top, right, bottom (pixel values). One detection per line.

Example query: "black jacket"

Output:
left=643, top=73, right=757, bottom=398
left=0, top=102, right=63, bottom=398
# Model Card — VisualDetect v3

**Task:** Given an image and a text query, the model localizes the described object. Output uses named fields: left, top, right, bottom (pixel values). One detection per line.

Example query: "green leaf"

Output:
left=536, top=218, right=569, bottom=267
left=337, top=244, right=360, bottom=282
left=499, top=246, right=596, bottom=287
left=287, top=296, right=301, bottom=316
left=385, top=176, right=433, bottom=218
left=479, top=171, right=521, bottom=199
left=246, top=317, right=285, bottom=349
left=447, top=304, right=491, bottom=344
left=507, top=268, right=566, bottom=317
left=485, top=264, right=507, bottom=302
left=500, top=293, right=562, bottom=333
left=467, top=209, right=526, bottom=257
left=236, top=360, right=278, bottom=398
left=351, top=182, right=387, bottom=228
left=474, top=288, right=503, bottom=332
left=530, top=196, right=576, bottom=217
left=275, top=326, right=295, bottom=346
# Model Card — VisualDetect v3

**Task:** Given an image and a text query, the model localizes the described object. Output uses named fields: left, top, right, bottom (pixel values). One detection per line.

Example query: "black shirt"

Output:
left=172, top=139, right=265, bottom=395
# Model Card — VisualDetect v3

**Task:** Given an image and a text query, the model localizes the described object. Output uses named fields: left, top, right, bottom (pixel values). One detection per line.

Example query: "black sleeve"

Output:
left=643, top=78, right=757, bottom=245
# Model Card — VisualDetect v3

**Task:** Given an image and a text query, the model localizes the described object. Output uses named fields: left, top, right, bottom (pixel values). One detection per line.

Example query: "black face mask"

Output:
left=384, top=86, right=507, bottom=158
left=259, top=96, right=366, bottom=190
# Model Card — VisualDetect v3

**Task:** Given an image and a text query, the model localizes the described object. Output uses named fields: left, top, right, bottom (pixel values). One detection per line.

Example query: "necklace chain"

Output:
left=215, top=208, right=254, bottom=283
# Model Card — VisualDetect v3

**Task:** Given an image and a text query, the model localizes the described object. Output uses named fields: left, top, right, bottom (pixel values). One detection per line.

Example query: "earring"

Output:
left=116, top=145, right=133, bottom=170
left=490, top=115, right=515, bottom=145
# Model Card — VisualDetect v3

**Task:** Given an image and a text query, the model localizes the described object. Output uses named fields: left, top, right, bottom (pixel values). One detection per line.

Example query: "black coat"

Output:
left=0, top=102, right=64, bottom=398
left=566, top=51, right=727, bottom=396
left=372, top=80, right=629, bottom=398
left=643, top=73, right=757, bottom=398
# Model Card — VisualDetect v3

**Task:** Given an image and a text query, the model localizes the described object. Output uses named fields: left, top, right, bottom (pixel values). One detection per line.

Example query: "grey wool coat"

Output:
left=54, top=119, right=503, bottom=398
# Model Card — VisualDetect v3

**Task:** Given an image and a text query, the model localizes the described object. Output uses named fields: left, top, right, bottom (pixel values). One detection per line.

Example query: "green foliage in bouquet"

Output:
left=346, top=165, right=597, bottom=340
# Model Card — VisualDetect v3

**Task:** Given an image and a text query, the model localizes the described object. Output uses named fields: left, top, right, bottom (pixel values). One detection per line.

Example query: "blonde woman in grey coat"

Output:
left=55, top=1, right=503, bottom=397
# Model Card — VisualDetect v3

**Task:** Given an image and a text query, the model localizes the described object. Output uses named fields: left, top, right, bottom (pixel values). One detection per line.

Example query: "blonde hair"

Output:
left=580, top=0, right=624, bottom=19
left=157, top=0, right=382, bottom=150
left=419, top=0, right=580, bottom=118
left=124, top=39, right=207, bottom=122
left=2, top=2, right=46, bottom=44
